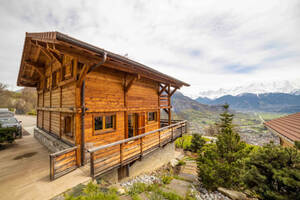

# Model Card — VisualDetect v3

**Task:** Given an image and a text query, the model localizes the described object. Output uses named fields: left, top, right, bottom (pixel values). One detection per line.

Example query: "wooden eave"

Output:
left=17, top=31, right=190, bottom=88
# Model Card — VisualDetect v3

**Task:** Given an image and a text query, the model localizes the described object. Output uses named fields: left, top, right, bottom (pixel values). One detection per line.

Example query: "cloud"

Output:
left=0, top=0, right=299, bottom=96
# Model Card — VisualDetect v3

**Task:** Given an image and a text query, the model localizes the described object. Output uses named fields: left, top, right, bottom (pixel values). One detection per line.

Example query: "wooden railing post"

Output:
left=90, top=152, right=94, bottom=178
left=140, top=137, right=143, bottom=159
left=158, top=130, right=161, bottom=147
left=50, top=155, right=54, bottom=181
left=120, top=143, right=123, bottom=165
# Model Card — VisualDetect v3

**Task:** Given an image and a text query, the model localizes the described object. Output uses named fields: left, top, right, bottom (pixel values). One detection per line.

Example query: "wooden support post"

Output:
left=168, top=85, right=171, bottom=125
left=120, top=143, right=123, bottom=165
left=50, top=155, right=54, bottom=181
left=90, top=152, right=94, bottom=178
left=140, top=137, right=143, bottom=160
left=158, top=130, right=161, bottom=147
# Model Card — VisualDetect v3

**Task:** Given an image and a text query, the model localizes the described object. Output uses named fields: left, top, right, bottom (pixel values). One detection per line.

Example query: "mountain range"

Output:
left=196, top=93, right=300, bottom=113
left=191, top=80, right=300, bottom=99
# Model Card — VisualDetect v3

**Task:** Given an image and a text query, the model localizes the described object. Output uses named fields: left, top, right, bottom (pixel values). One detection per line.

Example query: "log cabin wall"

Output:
left=83, top=66, right=160, bottom=160
left=36, top=54, right=78, bottom=149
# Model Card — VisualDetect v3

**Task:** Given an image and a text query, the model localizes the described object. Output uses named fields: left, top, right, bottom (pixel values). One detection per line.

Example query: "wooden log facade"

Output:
left=17, top=32, right=189, bottom=168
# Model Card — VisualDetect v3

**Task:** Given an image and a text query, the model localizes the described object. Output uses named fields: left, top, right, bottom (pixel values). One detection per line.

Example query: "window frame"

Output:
left=147, top=111, right=157, bottom=123
left=63, top=115, right=74, bottom=139
left=93, top=113, right=116, bottom=135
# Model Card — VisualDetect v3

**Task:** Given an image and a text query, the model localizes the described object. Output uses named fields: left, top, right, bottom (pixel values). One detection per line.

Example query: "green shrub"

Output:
left=128, top=182, right=148, bottom=195
left=0, top=127, right=16, bottom=144
left=295, top=141, right=300, bottom=150
left=175, top=135, right=192, bottom=150
left=176, top=160, right=186, bottom=166
left=161, top=175, right=173, bottom=184
left=244, top=144, right=300, bottom=200
left=27, top=109, right=37, bottom=115
left=64, top=182, right=119, bottom=200
left=190, top=134, right=206, bottom=153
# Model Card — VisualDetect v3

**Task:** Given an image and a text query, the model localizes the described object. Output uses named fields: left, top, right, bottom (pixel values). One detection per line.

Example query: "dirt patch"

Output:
left=13, top=152, right=37, bottom=160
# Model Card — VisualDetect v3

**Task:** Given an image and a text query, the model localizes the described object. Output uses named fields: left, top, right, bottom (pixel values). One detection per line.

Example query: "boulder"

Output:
left=170, top=159, right=179, bottom=167
left=218, top=187, right=247, bottom=200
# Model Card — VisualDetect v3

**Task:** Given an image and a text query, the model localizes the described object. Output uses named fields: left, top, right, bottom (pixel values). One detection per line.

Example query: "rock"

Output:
left=170, top=159, right=179, bottom=167
left=218, top=187, right=247, bottom=200
left=117, top=188, right=126, bottom=195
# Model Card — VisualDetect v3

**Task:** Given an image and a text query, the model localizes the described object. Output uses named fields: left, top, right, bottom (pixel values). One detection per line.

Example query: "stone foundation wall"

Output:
left=34, top=128, right=71, bottom=153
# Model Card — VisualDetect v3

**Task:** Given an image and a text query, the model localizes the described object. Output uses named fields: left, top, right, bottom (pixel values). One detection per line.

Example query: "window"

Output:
left=64, top=116, right=73, bottom=138
left=94, top=116, right=103, bottom=130
left=94, top=114, right=116, bottom=134
left=105, top=115, right=114, bottom=129
left=148, top=112, right=157, bottom=122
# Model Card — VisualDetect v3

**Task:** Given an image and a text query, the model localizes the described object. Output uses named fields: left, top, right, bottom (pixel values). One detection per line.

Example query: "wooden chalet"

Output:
left=17, top=32, right=189, bottom=180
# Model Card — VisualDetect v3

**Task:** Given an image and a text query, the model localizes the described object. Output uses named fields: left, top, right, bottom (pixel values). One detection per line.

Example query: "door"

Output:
left=128, top=113, right=138, bottom=138
left=138, top=112, right=146, bottom=135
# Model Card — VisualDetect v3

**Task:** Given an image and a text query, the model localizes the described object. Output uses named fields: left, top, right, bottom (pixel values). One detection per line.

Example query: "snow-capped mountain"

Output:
left=194, top=79, right=300, bottom=99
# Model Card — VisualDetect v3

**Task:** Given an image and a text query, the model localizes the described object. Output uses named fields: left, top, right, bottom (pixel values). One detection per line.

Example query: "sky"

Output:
left=0, top=0, right=299, bottom=96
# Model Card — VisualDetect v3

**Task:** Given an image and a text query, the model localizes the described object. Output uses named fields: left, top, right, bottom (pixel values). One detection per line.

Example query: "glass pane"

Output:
left=105, top=115, right=114, bottom=129
left=128, top=114, right=135, bottom=138
left=148, top=112, right=156, bottom=121
left=95, top=116, right=103, bottom=130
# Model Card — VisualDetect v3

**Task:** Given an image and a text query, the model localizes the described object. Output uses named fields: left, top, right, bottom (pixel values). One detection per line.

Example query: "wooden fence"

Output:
left=49, top=146, right=79, bottom=180
left=87, top=120, right=187, bottom=178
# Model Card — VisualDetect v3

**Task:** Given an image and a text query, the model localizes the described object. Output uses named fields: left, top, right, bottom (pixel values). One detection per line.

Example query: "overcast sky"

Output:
left=0, top=0, right=299, bottom=95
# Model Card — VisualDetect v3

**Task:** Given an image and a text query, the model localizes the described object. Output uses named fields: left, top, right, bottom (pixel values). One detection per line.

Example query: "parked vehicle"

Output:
left=0, top=108, right=14, bottom=118
left=0, top=117, right=22, bottom=138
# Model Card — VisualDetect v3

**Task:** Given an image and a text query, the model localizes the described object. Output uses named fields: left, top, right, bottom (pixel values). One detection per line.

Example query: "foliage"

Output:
left=64, top=182, right=119, bottom=200
left=0, top=127, right=16, bottom=144
left=197, top=104, right=249, bottom=190
left=190, top=134, right=206, bottom=153
left=175, top=135, right=192, bottom=150
left=27, top=109, right=37, bottom=115
left=176, top=160, right=186, bottom=166
left=161, top=175, right=173, bottom=184
left=244, top=144, right=300, bottom=200
left=0, top=82, right=37, bottom=114
left=295, top=141, right=300, bottom=150
left=128, top=182, right=148, bottom=196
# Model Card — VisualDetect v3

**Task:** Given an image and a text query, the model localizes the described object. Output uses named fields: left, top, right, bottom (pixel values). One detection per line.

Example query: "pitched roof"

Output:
left=264, top=112, right=300, bottom=142
left=17, top=31, right=190, bottom=88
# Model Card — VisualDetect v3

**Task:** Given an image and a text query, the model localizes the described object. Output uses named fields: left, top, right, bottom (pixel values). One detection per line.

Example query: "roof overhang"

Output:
left=17, top=31, right=190, bottom=88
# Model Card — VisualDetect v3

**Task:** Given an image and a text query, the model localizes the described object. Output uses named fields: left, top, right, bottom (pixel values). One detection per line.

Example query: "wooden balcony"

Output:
left=87, top=120, right=187, bottom=178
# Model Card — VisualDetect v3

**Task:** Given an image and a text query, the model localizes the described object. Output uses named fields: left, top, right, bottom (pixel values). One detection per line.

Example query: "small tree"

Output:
left=190, top=134, right=206, bottom=152
left=244, top=144, right=300, bottom=200
left=197, top=104, right=248, bottom=190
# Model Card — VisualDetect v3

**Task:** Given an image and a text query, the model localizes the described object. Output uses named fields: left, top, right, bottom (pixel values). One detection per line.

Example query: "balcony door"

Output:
left=127, top=112, right=146, bottom=138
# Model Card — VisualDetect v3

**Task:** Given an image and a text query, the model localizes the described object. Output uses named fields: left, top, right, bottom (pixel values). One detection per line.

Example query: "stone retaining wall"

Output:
left=34, top=128, right=71, bottom=153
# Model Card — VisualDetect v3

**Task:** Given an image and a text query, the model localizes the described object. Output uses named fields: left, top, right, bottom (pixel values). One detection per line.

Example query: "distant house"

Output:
left=17, top=32, right=189, bottom=180
left=264, top=112, right=300, bottom=147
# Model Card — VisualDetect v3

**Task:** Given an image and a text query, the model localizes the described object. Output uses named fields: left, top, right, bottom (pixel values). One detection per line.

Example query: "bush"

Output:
left=0, top=127, right=16, bottom=145
left=161, top=175, right=173, bottom=184
left=64, top=182, right=119, bottom=200
left=175, top=135, right=192, bottom=150
left=190, top=134, right=206, bottom=153
left=27, top=109, right=37, bottom=115
left=244, top=144, right=300, bottom=200
left=128, top=182, right=148, bottom=196
left=295, top=141, right=300, bottom=150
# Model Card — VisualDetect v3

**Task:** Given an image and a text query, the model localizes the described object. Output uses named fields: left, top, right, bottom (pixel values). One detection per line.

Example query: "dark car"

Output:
left=0, top=117, right=22, bottom=138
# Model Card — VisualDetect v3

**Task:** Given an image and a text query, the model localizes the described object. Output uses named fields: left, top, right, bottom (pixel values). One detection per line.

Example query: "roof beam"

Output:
left=24, top=60, right=45, bottom=78
left=77, top=64, right=90, bottom=88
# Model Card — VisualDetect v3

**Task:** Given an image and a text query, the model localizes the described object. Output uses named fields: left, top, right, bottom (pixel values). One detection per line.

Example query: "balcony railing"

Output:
left=87, top=120, right=187, bottom=178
